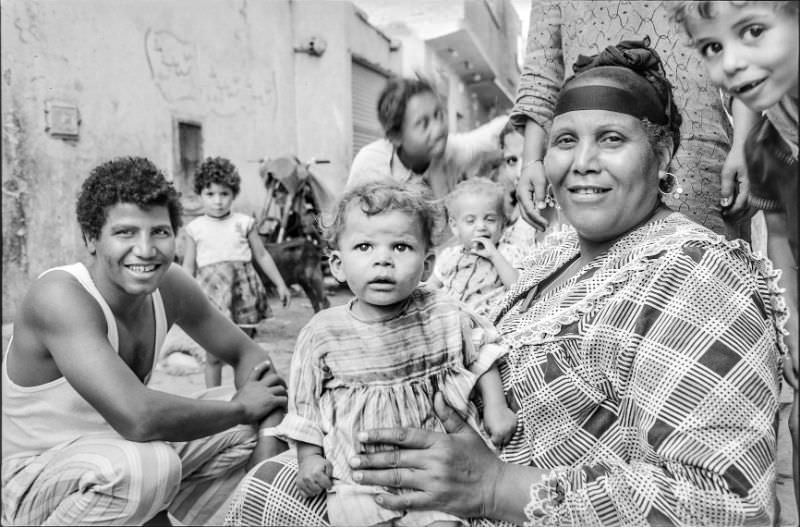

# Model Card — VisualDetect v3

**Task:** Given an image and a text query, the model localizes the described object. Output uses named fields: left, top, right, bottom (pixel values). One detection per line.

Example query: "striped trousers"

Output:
left=2, top=388, right=256, bottom=526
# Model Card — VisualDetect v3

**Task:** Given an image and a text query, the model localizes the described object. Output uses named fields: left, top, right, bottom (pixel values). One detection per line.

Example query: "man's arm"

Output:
left=161, top=264, right=280, bottom=389
left=347, top=139, right=394, bottom=190
left=180, top=231, right=197, bottom=277
left=26, top=270, right=285, bottom=443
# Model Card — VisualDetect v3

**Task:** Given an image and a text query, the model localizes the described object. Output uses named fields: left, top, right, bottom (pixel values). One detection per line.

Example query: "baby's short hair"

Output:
left=323, top=181, right=442, bottom=250
left=670, top=1, right=797, bottom=34
left=444, top=178, right=508, bottom=221
left=377, top=76, right=437, bottom=140
left=193, top=156, right=241, bottom=196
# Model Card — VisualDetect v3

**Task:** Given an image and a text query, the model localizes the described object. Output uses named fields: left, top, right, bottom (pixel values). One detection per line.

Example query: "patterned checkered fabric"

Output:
left=491, top=213, right=787, bottom=526
left=196, top=260, right=271, bottom=325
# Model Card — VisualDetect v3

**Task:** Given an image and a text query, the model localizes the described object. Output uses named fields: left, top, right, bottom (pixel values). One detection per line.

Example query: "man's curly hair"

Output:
left=193, top=156, right=241, bottom=196
left=76, top=157, right=183, bottom=243
left=322, top=181, right=444, bottom=250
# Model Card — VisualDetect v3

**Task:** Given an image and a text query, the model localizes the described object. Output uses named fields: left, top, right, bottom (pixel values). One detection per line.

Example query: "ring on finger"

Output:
left=392, top=467, right=402, bottom=487
left=391, top=449, right=400, bottom=468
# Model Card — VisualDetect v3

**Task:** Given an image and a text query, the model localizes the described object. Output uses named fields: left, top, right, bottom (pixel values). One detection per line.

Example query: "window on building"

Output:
left=352, top=59, right=388, bottom=159
left=175, top=120, right=203, bottom=195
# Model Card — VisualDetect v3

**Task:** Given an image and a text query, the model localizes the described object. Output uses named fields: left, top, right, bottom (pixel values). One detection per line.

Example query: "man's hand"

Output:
left=296, top=453, right=334, bottom=498
left=232, top=360, right=287, bottom=423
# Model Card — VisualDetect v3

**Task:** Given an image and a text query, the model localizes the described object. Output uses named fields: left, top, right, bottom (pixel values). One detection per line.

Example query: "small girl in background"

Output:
left=427, top=178, right=525, bottom=318
left=182, top=156, right=291, bottom=387
left=270, top=181, right=517, bottom=527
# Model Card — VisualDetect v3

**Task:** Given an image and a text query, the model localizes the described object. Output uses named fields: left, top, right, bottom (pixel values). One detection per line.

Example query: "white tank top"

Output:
left=1, top=263, right=167, bottom=460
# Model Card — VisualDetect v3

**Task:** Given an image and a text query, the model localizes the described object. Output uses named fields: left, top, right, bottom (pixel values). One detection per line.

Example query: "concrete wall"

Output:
left=1, top=0, right=399, bottom=321
left=463, top=0, right=520, bottom=98
left=1, top=0, right=299, bottom=320
left=290, top=0, right=400, bottom=188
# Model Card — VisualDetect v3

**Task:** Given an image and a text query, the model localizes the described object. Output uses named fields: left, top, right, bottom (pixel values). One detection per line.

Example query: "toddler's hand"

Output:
left=296, top=454, right=333, bottom=498
left=484, top=406, right=517, bottom=448
left=277, top=284, right=292, bottom=308
left=470, top=237, right=499, bottom=261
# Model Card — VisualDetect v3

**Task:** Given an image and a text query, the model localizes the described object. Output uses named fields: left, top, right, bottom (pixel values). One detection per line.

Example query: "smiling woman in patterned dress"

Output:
left=225, top=39, right=788, bottom=527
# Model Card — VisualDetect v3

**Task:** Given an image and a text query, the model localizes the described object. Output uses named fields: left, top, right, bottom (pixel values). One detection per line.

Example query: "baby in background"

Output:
left=269, top=181, right=517, bottom=527
left=428, top=178, right=525, bottom=319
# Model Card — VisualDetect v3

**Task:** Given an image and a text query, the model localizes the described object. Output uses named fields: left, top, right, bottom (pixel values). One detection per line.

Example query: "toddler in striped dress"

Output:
left=269, top=181, right=517, bottom=527
left=428, top=178, right=526, bottom=318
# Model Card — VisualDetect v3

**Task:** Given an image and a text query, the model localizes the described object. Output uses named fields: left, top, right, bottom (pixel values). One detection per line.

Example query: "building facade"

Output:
left=1, top=0, right=520, bottom=320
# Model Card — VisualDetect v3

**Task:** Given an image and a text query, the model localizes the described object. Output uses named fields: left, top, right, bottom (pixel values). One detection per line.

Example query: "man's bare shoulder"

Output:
left=20, top=269, right=105, bottom=328
left=155, top=263, right=209, bottom=323
left=12, top=269, right=108, bottom=373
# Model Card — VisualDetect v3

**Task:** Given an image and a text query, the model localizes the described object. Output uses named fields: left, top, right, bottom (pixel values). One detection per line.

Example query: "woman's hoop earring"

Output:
left=544, top=184, right=558, bottom=208
left=658, top=172, right=683, bottom=199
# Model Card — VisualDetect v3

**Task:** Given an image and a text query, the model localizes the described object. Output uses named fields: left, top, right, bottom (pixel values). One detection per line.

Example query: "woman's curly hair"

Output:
left=76, top=156, right=182, bottom=243
left=566, top=36, right=683, bottom=159
left=377, top=77, right=438, bottom=140
left=322, top=181, right=444, bottom=250
left=193, top=156, right=241, bottom=196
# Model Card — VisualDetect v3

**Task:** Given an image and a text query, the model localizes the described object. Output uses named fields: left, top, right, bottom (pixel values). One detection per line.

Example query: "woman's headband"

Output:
left=553, top=72, right=668, bottom=125
left=553, top=37, right=672, bottom=126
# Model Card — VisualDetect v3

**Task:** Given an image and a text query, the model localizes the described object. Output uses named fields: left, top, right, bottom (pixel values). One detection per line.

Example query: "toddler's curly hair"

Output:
left=76, top=156, right=182, bottom=243
left=193, top=156, right=241, bottom=196
left=322, top=181, right=443, bottom=250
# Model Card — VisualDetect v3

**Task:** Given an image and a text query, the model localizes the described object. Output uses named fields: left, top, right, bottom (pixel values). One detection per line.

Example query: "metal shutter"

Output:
left=352, top=60, right=387, bottom=159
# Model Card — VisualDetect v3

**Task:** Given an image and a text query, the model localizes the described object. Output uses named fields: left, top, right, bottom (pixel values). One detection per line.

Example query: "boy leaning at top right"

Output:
left=671, top=0, right=798, bottom=518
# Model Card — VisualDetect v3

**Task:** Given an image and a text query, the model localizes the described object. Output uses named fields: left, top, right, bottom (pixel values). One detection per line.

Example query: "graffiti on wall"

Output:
left=144, top=28, right=277, bottom=119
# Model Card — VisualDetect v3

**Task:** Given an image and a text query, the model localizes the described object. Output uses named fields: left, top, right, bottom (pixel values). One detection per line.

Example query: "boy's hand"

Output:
left=296, top=453, right=334, bottom=498
left=470, top=237, right=500, bottom=261
left=484, top=406, right=517, bottom=448
left=277, top=283, right=292, bottom=308
left=720, top=147, right=750, bottom=215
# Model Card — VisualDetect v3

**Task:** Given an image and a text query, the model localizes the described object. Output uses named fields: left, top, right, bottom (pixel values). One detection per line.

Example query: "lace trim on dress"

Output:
left=522, top=468, right=566, bottom=527
left=495, top=214, right=788, bottom=364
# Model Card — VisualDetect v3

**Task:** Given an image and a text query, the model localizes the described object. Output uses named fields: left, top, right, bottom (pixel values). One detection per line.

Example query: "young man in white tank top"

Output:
left=1, top=157, right=288, bottom=526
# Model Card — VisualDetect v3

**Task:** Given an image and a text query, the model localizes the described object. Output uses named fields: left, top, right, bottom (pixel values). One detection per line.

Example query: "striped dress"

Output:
left=273, top=287, right=507, bottom=526
left=492, top=213, right=787, bottom=526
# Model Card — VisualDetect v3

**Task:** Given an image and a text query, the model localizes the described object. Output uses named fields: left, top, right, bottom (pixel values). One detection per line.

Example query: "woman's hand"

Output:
left=516, top=160, right=550, bottom=232
left=349, top=392, right=505, bottom=519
